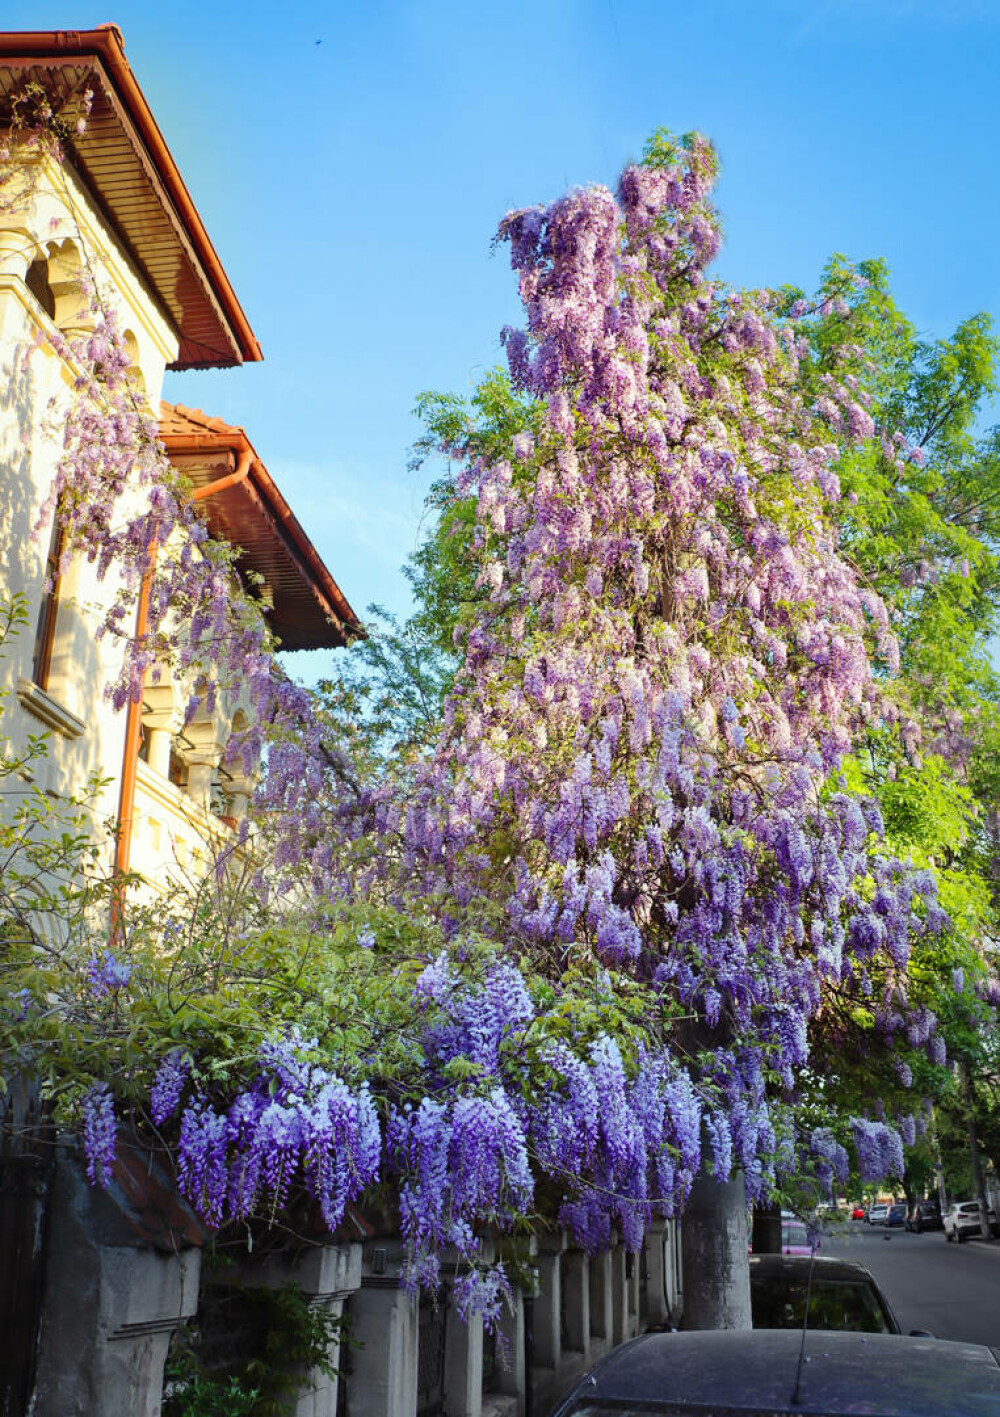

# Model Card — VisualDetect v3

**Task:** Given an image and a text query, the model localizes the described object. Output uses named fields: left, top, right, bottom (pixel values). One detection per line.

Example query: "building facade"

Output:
left=0, top=26, right=358, bottom=893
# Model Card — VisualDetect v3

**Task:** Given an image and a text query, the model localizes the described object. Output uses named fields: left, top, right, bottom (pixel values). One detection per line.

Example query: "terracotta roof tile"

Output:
left=157, top=402, right=243, bottom=441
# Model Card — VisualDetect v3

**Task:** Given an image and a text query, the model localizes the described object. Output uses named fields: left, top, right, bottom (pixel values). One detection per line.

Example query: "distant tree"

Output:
left=787, top=258, right=1000, bottom=1209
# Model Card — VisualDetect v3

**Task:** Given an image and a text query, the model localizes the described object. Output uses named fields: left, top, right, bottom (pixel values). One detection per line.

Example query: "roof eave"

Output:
left=0, top=25, right=262, bottom=367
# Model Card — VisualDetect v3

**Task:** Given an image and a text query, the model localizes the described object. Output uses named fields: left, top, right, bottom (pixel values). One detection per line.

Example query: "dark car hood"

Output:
left=557, top=1330, right=1000, bottom=1416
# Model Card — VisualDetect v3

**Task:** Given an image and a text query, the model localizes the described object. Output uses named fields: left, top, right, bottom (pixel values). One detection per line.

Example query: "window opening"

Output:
left=24, top=257, right=56, bottom=321
left=32, top=521, right=64, bottom=690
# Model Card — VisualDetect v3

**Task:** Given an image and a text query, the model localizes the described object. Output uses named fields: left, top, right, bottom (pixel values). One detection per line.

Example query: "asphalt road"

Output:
left=820, top=1220, right=1000, bottom=1347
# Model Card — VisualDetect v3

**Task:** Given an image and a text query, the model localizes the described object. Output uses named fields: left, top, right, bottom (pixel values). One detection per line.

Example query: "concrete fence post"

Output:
left=229, top=1242, right=363, bottom=1417
left=347, top=1239, right=420, bottom=1417
left=30, top=1145, right=203, bottom=1417
left=587, top=1249, right=613, bottom=1347
left=611, top=1244, right=628, bottom=1346
left=643, top=1221, right=668, bottom=1329
left=561, top=1250, right=589, bottom=1358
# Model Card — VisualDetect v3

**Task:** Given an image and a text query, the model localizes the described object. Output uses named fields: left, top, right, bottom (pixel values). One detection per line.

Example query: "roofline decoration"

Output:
left=160, top=403, right=363, bottom=651
left=0, top=25, right=262, bottom=369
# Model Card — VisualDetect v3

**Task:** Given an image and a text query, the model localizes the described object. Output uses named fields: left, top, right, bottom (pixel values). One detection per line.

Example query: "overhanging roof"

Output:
left=159, top=403, right=363, bottom=651
left=0, top=26, right=262, bottom=369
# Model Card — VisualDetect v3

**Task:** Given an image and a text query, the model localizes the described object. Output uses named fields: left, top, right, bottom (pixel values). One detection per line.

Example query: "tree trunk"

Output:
left=960, top=1060, right=991, bottom=1239
left=680, top=1167, right=752, bottom=1329
left=750, top=1202, right=782, bottom=1255
left=968, top=1114, right=990, bottom=1239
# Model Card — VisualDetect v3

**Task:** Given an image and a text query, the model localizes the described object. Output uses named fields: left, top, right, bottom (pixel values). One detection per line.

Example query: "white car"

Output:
left=944, top=1200, right=999, bottom=1242
left=866, top=1203, right=889, bottom=1225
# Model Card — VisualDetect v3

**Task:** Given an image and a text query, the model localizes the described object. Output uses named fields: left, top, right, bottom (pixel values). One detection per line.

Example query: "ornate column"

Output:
left=346, top=1239, right=420, bottom=1417
left=30, top=1144, right=204, bottom=1417
left=180, top=716, right=225, bottom=811
left=142, top=682, right=183, bottom=779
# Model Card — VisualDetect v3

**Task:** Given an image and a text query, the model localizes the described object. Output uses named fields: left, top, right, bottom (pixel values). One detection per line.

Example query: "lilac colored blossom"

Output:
left=86, top=950, right=131, bottom=996
left=387, top=1087, right=532, bottom=1312
left=414, top=952, right=456, bottom=1007
left=9, top=987, right=31, bottom=1021
left=82, top=1083, right=116, bottom=1187
left=897, top=1114, right=917, bottom=1147
left=150, top=1050, right=191, bottom=1127
left=850, top=1118, right=904, bottom=1184
left=809, top=1128, right=849, bottom=1193
left=171, top=1031, right=380, bottom=1232
left=451, top=1263, right=514, bottom=1328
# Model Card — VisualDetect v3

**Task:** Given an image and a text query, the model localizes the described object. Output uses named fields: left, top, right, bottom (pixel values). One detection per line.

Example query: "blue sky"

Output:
left=8, top=1, right=1000, bottom=667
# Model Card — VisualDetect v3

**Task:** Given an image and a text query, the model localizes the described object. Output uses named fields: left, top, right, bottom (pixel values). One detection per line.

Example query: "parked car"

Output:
left=550, top=1330, right=1000, bottom=1417
left=780, top=1218, right=814, bottom=1256
left=944, top=1200, right=1000, bottom=1242
left=866, top=1202, right=889, bottom=1225
left=749, top=1254, right=901, bottom=1334
left=885, top=1201, right=908, bottom=1227
left=851, top=1204, right=866, bottom=1220
left=906, top=1198, right=943, bottom=1232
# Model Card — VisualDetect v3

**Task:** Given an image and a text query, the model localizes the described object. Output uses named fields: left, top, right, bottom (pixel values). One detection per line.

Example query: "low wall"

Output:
left=21, top=1160, right=684, bottom=1417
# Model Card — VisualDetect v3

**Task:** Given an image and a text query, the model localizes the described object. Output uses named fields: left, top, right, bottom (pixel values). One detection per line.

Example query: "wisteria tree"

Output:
left=2, top=100, right=975, bottom=1343
left=383, top=131, right=950, bottom=1325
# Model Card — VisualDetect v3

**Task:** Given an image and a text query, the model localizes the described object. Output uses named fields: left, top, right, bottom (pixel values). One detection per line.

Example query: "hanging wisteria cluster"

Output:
left=80, top=957, right=745, bottom=1323
left=144, top=1032, right=380, bottom=1231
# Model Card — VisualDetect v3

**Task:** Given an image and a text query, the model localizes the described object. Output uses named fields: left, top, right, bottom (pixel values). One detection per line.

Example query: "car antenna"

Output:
left=790, top=1235, right=818, bottom=1407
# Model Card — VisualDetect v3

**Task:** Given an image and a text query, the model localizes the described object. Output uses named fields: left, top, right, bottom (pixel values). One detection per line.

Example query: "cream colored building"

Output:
left=0, top=26, right=359, bottom=893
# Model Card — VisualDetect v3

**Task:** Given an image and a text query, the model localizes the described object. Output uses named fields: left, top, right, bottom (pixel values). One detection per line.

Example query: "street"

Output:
left=821, top=1222, right=1000, bottom=1347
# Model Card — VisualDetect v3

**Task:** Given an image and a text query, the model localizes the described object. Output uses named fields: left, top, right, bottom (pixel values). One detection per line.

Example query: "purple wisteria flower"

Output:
left=82, top=1083, right=116, bottom=1187
left=171, top=1030, right=380, bottom=1234
left=86, top=950, right=131, bottom=996
left=150, top=1050, right=191, bottom=1127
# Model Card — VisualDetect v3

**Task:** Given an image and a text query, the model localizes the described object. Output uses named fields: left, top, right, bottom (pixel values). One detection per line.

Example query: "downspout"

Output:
left=111, top=544, right=156, bottom=938
left=190, top=446, right=253, bottom=502
left=110, top=448, right=254, bottom=935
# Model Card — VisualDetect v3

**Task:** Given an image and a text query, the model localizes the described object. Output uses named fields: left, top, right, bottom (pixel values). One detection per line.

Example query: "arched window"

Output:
left=24, top=256, right=56, bottom=320
left=31, top=519, right=64, bottom=690
left=122, top=329, right=148, bottom=400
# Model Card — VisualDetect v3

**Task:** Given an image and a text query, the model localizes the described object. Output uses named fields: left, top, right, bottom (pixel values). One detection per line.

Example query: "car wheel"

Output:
left=957, top=1231, right=966, bottom=1244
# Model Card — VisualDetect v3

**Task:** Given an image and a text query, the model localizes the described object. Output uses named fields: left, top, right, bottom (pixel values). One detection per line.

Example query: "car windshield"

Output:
left=750, top=1275, right=890, bottom=1332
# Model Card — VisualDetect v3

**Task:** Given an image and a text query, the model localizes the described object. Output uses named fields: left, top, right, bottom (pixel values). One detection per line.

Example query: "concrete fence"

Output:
left=13, top=1148, right=684, bottom=1416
